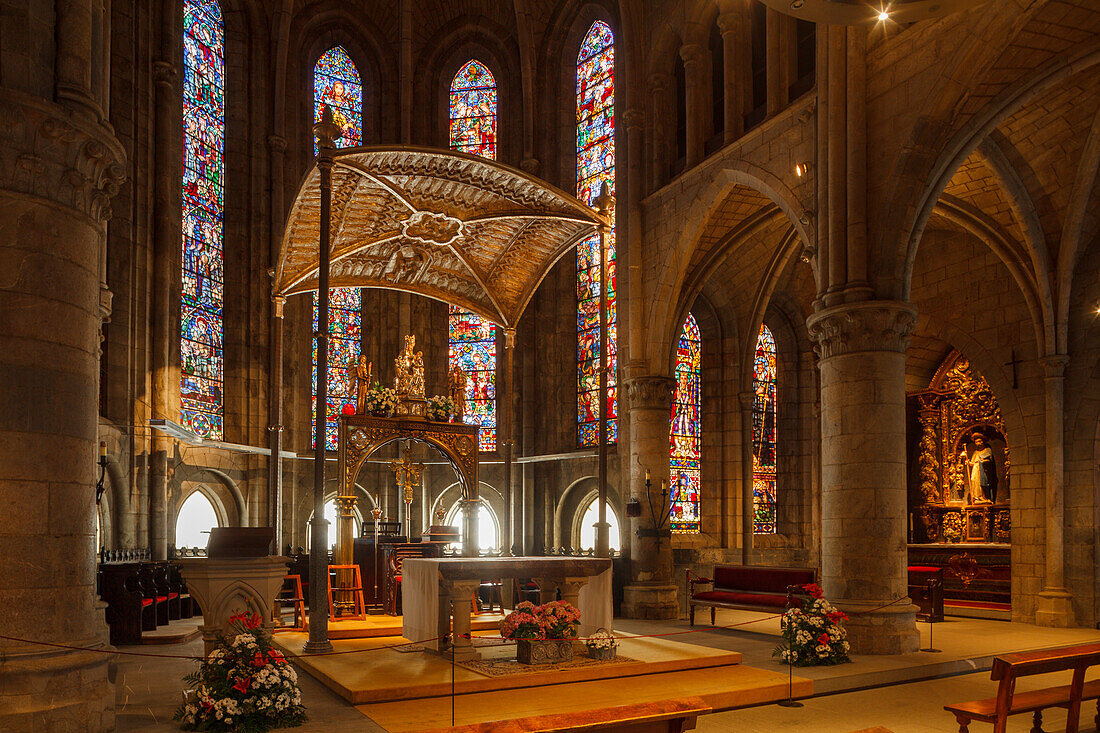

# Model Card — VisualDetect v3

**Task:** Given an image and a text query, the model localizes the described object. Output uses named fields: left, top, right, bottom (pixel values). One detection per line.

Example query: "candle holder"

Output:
left=95, top=442, right=108, bottom=504
left=634, top=472, right=673, bottom=548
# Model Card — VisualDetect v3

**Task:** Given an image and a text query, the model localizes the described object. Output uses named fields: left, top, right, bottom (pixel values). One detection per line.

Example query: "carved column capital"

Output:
left=621, top=107, right=644, bottom=131
left=647, top=72, right=672, bottom=95
left=623, top=376, right=675, bottom=411
left=267, top=134, right=287, bottom=154
left=716, top=11, right=741, bottom=35
left=1039, top=354, right=1069, bottom=379
left=0, top=92, right=126, bottom=223
left=679, top=43, right=706, bottom=70
left=806, top=300, right=917, bottom=359
left=520, top=157, right=540, bottom=175
left=738, top=391, right=755, bottom=410
left=153, top=60, right=178, bottom=88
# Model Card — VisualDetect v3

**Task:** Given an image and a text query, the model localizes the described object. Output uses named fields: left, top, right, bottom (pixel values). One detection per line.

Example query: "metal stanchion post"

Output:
left=920, top=579, right=942, bottom=653
left=777, top=586, right=804, bottom=708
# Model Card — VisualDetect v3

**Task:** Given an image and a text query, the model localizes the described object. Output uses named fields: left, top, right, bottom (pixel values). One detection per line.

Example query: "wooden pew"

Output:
left=944, top=643, right=1100, bottom=733
left=97, top=561, right=146, bottom=645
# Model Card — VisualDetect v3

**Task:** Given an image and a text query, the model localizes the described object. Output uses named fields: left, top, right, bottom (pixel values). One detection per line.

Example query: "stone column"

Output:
left=0, top=95, right=125, bottom=730
left=765, top=7, right=785, bottom=116
left=717, top=11, right=744, bottom=142
left=621, top=376, right=678, bottom=619
left=679, top=44, right=706, bottom=169
left=1035, top=355, right=1074, bottom=626
left=443, top=579, right=482, bottom=661
left=806, top=301, right=919, bottom=654
left=739, top=391, right=756, bottom=563
left=646, top=72, right=672, bottom=190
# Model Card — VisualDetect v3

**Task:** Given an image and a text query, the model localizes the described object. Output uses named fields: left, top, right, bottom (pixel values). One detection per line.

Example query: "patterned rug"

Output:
left=456, top=653, right=639, bottom=677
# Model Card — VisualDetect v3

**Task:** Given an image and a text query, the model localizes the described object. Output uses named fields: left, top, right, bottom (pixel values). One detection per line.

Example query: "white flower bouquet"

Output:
left=585, top=628, right=618, bottom=660
left=174, top=611, right=306, bottom=731
left=426, top=395, right=457, bottom=422
left=362, top=384, right=398, bottom=416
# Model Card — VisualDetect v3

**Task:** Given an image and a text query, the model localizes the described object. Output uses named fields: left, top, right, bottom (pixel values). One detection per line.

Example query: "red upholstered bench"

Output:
left=688, top=564, right=816, bottom=626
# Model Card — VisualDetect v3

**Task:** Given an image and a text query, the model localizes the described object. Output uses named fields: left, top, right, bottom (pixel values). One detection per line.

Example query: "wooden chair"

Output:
left=327, top=565, right=366, bottom=621
left=944, top=643, right=1100, bottom=733
left=385, top=547, right=426, bottom=615
left=272, top=574, right=306, bottom=632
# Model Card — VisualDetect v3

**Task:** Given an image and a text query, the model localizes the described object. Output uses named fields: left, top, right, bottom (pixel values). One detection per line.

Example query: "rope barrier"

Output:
left=0, top=594, right=914, bottom=660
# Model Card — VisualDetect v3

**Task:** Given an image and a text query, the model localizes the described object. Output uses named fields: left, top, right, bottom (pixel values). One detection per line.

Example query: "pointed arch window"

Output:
left=448, top=60, right=499, bottom=450
left=752, top=324, right=777, bottom=534
left=312, top=47, right=363, bottom=449
left=576, top=20, right=616, bottom=447
left=180, top=0, right=225, bottom=440
left=670, top=314, right=701, bottom=533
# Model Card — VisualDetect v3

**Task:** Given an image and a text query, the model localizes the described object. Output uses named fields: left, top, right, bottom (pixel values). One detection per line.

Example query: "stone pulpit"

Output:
left=175, top=528, right=289, bottom=654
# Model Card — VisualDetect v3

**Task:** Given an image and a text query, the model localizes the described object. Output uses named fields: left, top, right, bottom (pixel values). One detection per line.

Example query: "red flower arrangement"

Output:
left=500, top=600, right=581, bottom=640
left=773, top=586, right=852, bottom=667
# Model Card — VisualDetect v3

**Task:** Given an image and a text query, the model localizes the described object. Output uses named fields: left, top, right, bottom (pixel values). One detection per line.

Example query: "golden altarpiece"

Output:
left=908, top=351, right=1010, bottom=545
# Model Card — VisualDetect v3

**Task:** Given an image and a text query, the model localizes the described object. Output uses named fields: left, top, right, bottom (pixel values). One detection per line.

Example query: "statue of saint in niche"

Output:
left=960, top=431, right=998, bottom=504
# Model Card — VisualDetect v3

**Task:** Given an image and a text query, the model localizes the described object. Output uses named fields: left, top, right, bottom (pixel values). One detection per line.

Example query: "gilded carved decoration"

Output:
left=909, top=350, right=1011, bottom=544
left=338, top=414, right=480, bottom=503
left=276, top=147, right=608, bottom=328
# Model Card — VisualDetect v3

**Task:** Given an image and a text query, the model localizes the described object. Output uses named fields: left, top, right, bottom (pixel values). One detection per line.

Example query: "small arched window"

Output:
left=176, top=491, right=220, bottom=549
left=445, top=500, right=500, bottom=554
left=670, top=314, right=701, bottom=533
left=578, top=496, right=621, bottom=552
left=752, top=324, right=777, bottom=534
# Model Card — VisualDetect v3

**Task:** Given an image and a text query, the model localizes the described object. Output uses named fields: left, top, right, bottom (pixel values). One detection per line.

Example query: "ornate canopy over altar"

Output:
left=274, top=146, right=609, bottom=328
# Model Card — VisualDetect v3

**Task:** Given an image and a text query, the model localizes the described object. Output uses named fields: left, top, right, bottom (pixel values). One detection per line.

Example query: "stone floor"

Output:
left=113, top=611, right=1100, bottom=732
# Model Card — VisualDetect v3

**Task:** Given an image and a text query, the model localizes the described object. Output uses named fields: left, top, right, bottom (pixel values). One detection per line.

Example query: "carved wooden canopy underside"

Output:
left=276, top=147, right=607, bottom=328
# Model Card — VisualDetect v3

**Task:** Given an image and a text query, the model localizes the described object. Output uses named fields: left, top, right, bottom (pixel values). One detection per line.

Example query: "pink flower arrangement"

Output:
left=500, top=600, right=581, bottom=640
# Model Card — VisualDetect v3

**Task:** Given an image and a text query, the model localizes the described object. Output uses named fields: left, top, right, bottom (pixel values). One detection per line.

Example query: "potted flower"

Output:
left=426, top=395, right=457, bottom=422
left=362, top=383, right=398, bottom=417
left=500, top=600, right=581, bottom=665
left=585, top=628, right=618, bottom=661
left=772, top=584, right=851, bottom=667
left=174, top=611, right=307, bottom=731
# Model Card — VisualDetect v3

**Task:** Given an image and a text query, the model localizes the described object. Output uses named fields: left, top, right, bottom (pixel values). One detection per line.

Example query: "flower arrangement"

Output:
left=499, top=600, right=581, bottom=640
left=426, top=395, right=457, bottom=422
left=585, top=628, right=618, bottom=660
left=174, top=611, right=306, bottom=731
left=772, top=584, right=851, bottom=667
left=362, top=383, right=398, bottom=417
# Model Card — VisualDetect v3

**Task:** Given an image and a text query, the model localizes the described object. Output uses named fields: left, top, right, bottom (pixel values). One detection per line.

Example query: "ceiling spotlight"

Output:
left=790, top=0, right=804, bottom=8
left=878, top=10, right=890, bottom=21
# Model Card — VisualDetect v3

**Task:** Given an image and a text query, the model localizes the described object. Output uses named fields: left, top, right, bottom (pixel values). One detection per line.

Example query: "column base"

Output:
left=621, top=584, right=679, bottom=620
left=837, top=599, right=920, bottom=655
left=1034, top=588, right=1075, bottom=628
left=0, top=647, right=115, bottom=733
left=302, top=639, right=334, bottom=654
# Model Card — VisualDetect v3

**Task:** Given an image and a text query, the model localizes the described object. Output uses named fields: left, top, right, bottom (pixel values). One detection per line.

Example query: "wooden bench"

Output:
left=687, top=564, right=815, bottom=626
left=944, top=643, right=1100, bottom=733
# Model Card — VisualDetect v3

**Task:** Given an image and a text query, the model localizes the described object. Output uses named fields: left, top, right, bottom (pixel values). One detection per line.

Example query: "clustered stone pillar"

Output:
left=0, top=96, right=125, bottom=729
left=1035, top=354, right=1075, bottom=626
left=806, top=301, right=920, bottom=655
left=621, top=376, right=678, bottom=619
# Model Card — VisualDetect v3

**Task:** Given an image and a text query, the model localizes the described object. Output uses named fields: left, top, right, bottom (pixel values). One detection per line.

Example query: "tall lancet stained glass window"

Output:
left=313, top=46, right=362, bottom=151
left=670, top=314, right=701, bottom=533
left=447, top=60, right=499, bottom=450
left=312, top=47, right=363, bottom=449
left=576, top=20, right=616, bottom=447
left=181, top=0, right=225, bottom=440
left=752, top=325, right=777, bottom=534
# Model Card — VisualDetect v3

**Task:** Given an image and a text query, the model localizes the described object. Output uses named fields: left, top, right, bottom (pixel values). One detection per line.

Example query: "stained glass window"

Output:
left=312, top=46, right=362, bottom=152
left=670, top=314, right=702, bottom=533
left=752, top=324, right=777, bottom=534
left=447, top=60, right=499, bottom=451
left=448, top=307, right=497, bottom=451
left=576, top=20, right=616, bottom=448
left=312, top=48, right=363, bottom=449
left=180, top=0, right=225, bottom=440
left=312, top=289, right=361, bottom=450
left=449, top=60, right=497, bottom=158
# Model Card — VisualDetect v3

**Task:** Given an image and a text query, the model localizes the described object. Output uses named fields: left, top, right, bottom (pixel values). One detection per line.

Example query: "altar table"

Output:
left=402, top=557, right=612, bottom=660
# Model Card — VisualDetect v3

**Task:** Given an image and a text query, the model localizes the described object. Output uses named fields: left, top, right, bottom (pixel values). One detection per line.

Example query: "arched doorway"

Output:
left=175, top=491, right=220, bottom=549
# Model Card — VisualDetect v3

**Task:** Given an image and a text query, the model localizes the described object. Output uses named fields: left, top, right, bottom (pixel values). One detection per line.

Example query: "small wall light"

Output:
left=794, top=161, right=812, bottom=178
